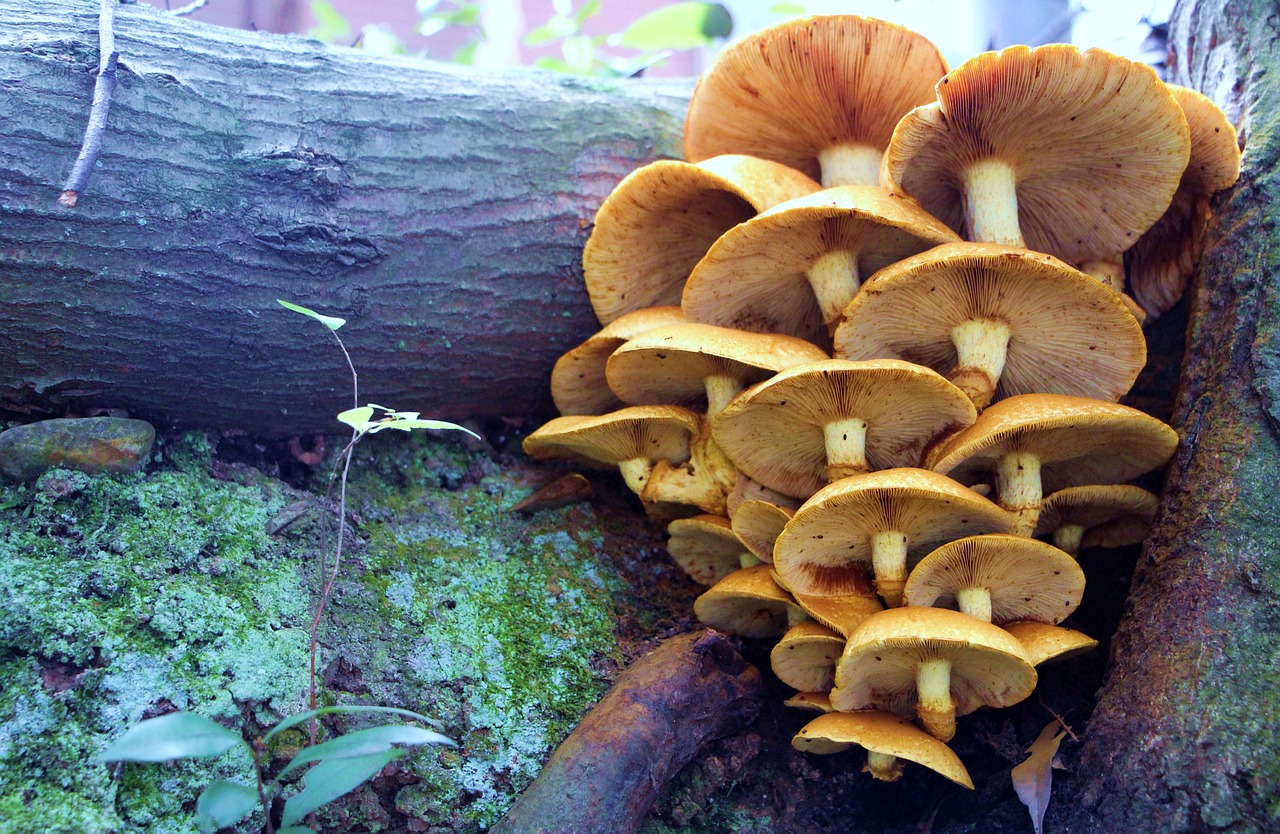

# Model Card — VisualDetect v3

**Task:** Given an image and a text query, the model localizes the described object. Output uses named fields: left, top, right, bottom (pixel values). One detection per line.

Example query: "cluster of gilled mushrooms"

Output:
left=524, top=15, right=1241, bottom=789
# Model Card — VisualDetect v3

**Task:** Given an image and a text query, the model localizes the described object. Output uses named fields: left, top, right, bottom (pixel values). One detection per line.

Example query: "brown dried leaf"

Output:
left=508, top=473, right=593, bottom=513
left=1011, top=721, right=1067, bottom=834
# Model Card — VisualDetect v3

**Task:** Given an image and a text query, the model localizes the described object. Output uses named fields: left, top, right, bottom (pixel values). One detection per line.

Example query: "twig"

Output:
left=59, top=0, right=119, bottom=208
left=169, top=0, right=213, bottom=16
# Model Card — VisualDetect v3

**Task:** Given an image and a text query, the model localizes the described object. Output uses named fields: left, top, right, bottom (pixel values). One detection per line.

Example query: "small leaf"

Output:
left=306, top=0, right=351, bottom=43
left=767, top=1, right=807, bottom=14
left=1012, top=721, right=1068, bottom=834
left=263, top=705, right=444, bottom=744
left=275, top=724, right=454, bottom=782
left=573, top=0, right=601, bottom=27
left=99, top=713, right=245, bottom=762
left=337, top=406, right=376, bottom=432
left=366, top=417, right=482, bottom=438
left=277, top=300, right=346, bottom=331
left=280, top=750, right=405, bottom=828
left=524, top=16, right=577, bottom=46
left=451, top=40, right=481, bottom=64
left=617, top=3, right=732, bottom=50
left=196, top=781, right=259, bottom=834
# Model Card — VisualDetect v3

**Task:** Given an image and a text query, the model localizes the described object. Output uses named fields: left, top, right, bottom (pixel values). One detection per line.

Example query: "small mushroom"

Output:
left=771, top=621, right=846, bottom=692
left=729, top=498, right=794, bottom=564
left=667, top=514, right=759, bottom=586
left=773, top=467, right=1014, bottom=606
left=783, top=691, right=835, bottom=713
left=925, top=394, right=1178, bottom=537
left=793, top=710, right=974, bottom=788
left=903, top=534, right=1085, bottom=625
left=790, top=591, right=884, bottom=639
left=831, top=607, right=1036, bottom=741
left=584, top=156, right=820, bottom=324
left=693, top=564, right=809, bottom=639
left=685, top=15, right=947, bottom=187
left=1002, top=620, right=1099, bottom=666
left=1034, top=484, right=1159, bottom=555
left=550, top=306, right=685, bottom=416
left=712, top=359, right=976, bottom=499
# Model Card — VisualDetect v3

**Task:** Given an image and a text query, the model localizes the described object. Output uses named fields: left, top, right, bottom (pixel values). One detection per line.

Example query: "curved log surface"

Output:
left=0, top=0, right=688, bottom=435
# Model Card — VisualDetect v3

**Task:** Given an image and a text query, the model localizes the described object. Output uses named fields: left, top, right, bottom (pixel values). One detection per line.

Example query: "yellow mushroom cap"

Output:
left=783, top=691, right=836, bottom=713
left=693, top=564, right=808, bottom=639
left=771, top=621, right=846, bottom=692
left=1003, top=620, right=1099, bottom=666
left=793, top=710, right=974, bottom=788
left=522, top=406, right=698, bottom=468
left=730, top=498, right=795, bottom=564
left=833, top=242, right=1148, bottom=408
left=884, top=44, right=1189, bottom=261
left=583, top=156, right=820, bottom=324
left=712, top=359, right=976, bottom=499
left=682, top=186, right=958, bottom=347
left=684, top=15, right=947, bottom=186
left=903, top=534, right=1086, bottom=625
left=1034, top=484, right=1159, bottom=553
left=667, top=514, right=750, bottom=586
left=791, top=591, right=885, bottom=638
left=550, top=306, right=685, bottom=416
left=774, top=468, right=1014, bottom=599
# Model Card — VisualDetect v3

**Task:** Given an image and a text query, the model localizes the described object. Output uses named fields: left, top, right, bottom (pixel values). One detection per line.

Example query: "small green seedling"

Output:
left=100, top=706, right=455, bottom=834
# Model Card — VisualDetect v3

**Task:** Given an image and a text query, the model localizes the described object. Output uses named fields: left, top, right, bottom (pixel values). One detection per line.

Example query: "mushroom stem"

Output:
left=704, top=374, right=744, bottom=419
left=916, top=657, right=956, bottom=741
left=961, top=158, right=1025, bottom=247
left=949, top=318, right=1012, bottom=411
left=642, top=458, right=727, bottom=515
left=870, top=530, right=909, bottom=607
left=1052, top=524, right=1085, bottom=556
left=617, top=457, right=655, bottom=496
left=955, top=586, right=994, bottom=622
left=805, top=249, right=861, bottom=330
left=817, top=143, right=883, bottom=188
left=995, top=451, right=1044, bottom=537
left=823, top=417, right=870, bottom=481
left=864, top=750, right=906, bottom=782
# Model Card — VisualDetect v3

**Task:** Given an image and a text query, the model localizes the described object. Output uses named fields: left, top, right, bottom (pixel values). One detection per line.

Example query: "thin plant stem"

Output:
left=59, top=0, right=118, bottom=208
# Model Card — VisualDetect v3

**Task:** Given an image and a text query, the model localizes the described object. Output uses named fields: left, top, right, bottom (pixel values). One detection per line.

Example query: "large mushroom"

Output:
left=711, top=359, right=976, bottom=499
left=883, top=44, right=1189, bottom=261
left=924, top=394, right=1179, bottom=536
left=793, top=711, right=974, bottom=787
left=684, top=15, right=948, bottom=187
left=682, top=186, right=958, bottom=345
left=583, top=155, right=820, bottom=324
left=831, top=607, right=1036, bottom=741
left=772, top=467, right=1014, bottom=606
left=550, top=306, right=685, bottom=416
left=693, top=564, right=809, bottom=639
left=833, top=242, right=1148, bottom=411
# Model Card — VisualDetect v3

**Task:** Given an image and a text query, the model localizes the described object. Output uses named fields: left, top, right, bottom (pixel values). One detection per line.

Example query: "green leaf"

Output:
left=307, top=0, right=351, bottom=42
left=196, top=781, right=259, bottom=834
left=524, top=16, right=577, bottom=46
left=561, top=34, right=598, bottom=74
left=767, top=2, right=807, bottom=14
left=533, top=56, right=572, bottom=72
left=263, top=705, right=443, bottom=744
left=277, top=300, right=346, bottom=331
left=337, top=406, right=376, bottom=432
left=573, top=0, right=601, bottom=27
left=617, top=3, right=732, bottom=50
left=451, top=39, right=481, bottom=64
left=99, top=713, right=245, bottom=762
left=275, top=725, right=454, bottom=782
left=281, top=750, right=405, bottom=828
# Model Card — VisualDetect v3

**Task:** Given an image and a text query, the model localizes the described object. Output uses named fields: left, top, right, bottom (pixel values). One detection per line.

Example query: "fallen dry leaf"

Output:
left=1011, top=720, right=1067, bottom=834
left=508, top=473, right=593, bottom=513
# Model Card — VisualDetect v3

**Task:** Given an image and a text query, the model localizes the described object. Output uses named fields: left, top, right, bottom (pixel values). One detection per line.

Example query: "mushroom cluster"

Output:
left=525, top=15, right=1239, bottom=790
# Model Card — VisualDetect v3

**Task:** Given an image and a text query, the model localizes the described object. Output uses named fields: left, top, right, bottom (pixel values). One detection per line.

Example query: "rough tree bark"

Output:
left=0, top=0, right=687, bottom=435
left=1057, top=2, right=1280, bottom=831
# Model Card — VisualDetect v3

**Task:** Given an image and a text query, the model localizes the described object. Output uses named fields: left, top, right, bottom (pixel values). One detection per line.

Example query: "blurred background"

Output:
left=143, top=0, right=1175, bottom=78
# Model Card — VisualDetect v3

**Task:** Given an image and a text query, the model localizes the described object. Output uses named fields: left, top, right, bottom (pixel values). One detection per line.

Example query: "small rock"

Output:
left=0, top=417, right=156, bottom=482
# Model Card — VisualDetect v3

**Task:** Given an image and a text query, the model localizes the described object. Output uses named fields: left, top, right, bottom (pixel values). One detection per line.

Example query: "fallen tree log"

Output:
left=491, top=629, right=764, bottom=834
left=1056, top=1, right=1280, bottom=830
left=0, top=0, right=688, bottom=436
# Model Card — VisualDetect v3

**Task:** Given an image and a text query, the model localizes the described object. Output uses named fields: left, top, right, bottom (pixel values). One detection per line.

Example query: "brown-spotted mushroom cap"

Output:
left=667, top=514, right=757, bottom=586
left=884, top=44, right=1189, bottom=260
left=682, top=186, right=959, bottom=345
left=925, top=394, right=1178, bottom=537
left=730, top=499, right=794, bottom=564
left=903, top=534, right=1085, bottom=625
left=773, top=468, right=1014, bottom=607
left=1033, top=484, right=1159, bottom=555
left=685, top=15, right=947, bottom=187
left=831, top=607, right=1036, bottom=741
left=693, top=564, right=809, bottom=639
left=521, top=405, right=699, bottom=497
left=550, top=306, right=685, bottom=416
left=791, top=590, right=884, bottom=638
left=712, top=359, right=976, bottom=499
left=726, top=471, right=803, bottom=519
left=833, top=242, right=1148, bottom=411
left=1129, top=85, right=1242, bottom=322
left=607, top=322, right=828, bottom=419
left=1002, top=620, right=1099, bottom=666
left=793, top=710, right=974, bottom=787
left=783, top=691, right=835, bottom=713
left=771, top=621, right=846, bottom=692
left=583, top=155, right=821, bottom=325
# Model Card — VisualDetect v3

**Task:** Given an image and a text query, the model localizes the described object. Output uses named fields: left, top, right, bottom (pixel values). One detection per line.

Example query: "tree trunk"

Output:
left=0, top=0, right=688, bottom=436
left=1058, top=2, right=1280, bottom=831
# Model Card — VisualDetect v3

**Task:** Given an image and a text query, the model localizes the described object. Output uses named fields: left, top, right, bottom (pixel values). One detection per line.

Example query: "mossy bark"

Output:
left=1056, top=3, right=1280, bottom=831
left=0, top=0, right=687, bottom=435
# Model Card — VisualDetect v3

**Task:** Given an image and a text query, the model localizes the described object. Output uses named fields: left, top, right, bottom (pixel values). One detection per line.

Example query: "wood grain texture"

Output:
left=0, top=0, right=689, bottom=434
